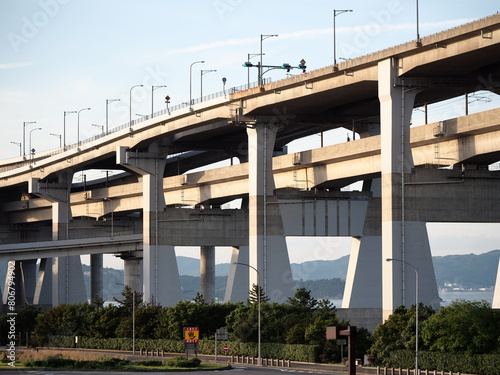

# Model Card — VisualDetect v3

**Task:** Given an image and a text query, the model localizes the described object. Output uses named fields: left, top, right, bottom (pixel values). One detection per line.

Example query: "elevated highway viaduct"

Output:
left=2, top=14, right=500, bottom=324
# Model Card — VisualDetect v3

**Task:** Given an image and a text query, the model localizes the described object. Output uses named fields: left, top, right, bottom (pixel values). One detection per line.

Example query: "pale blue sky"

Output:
left=1, top=0, right=500, bottom=266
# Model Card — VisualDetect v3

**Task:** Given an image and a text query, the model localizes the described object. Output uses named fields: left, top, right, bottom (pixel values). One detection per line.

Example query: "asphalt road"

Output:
left=0, top=365, right=349, bottom=375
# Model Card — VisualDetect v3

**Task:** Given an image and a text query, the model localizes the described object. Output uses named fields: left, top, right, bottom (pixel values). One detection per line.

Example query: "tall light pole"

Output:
left=92, top=124, right=104, bottom=134
left=259, top=34, right=278, bottom=85
left=106, top=99, right=120, bottom=135
left=333, top=9, right=353, bottom=67
left=129, top=84, right=144, bottom=131
left=29, top=127, right=42, bottom=160
left=77, top=108, right=91, bottom=148
left=189, top=61, right=205, bottom=111
left=233, top=262, right=261, bottom=365
left=201, top=69, right=216, bottom=98
left=386, top=258, right=419, bottom=374
left=10, top=142, right=21, bottom=157
left=22, top=121, right=36, bottom=158
left=50, top=133, right=62, bottom=148
left=63, top=111, right=76, bottom=149
left=152, top=85, right=167, bottom=117
left=416, top=0, right=421, bottom=45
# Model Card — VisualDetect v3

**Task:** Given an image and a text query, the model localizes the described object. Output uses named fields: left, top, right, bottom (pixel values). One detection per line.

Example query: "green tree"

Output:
left=370, top=304, right=434, bottom=364
left=248, top=283, right=269, bottom=304
left=421, top=300, right=500, bottom=354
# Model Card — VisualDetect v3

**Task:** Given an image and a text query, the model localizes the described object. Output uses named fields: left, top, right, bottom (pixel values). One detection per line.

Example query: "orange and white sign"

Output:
left=184, top=327, right=199, bottom=343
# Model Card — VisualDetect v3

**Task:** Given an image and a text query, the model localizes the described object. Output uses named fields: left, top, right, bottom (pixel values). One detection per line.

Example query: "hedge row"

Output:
left=388, top=350, right=500, bottom=375
left=47, top=336, right=319, bottom=363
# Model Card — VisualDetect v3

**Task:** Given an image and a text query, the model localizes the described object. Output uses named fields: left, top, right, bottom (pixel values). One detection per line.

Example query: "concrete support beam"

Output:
left=52, top=256, right=87, bottom=304
left=123, top=257, right=143, bottom=295
left=247, top=124, right=294, bottom=303
left=90, top=253, right=103, bottom=302
left=117, top=145, right=182, bottom=306
left=33, top=258, right=52, bottom=305
left=379, top=58, right=440, bottom=319
left=200, top=246, right=215, bottom=302
left=225, top=246, right=250, bottom=302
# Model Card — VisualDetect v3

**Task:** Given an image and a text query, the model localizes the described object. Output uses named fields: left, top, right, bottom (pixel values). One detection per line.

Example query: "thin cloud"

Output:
left=0, top=62, right=34, bottom=70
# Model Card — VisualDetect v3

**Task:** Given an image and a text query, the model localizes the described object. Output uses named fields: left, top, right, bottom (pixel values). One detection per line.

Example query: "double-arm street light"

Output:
left=259, top=34, right=278, bottom=85
left=23, top=121, right=36, bottom=158
left=106, top=99, right=120, bottom=135
left=233, top=262, right=261, bottom=365
left=129, top=84, right=144, bottom=131
left=386, top=258, right=419, bottom=374
left=189, top=61, right=205, bottom=111
left=77, top=108, right=91, bottom=148
left=333, top=9, right=353, bottom=67
left=152, top=85, right=167, bottom=117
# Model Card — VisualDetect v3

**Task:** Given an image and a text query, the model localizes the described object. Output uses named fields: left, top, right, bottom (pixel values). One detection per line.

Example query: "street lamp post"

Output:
left=232, top=262, right=261, bottom=365
left=10, top=142, right=21, bottom=156
left=333, top=9, right=353, bottom=67
left=92, top=124, right=104, bottom=135
left=152, top=85, right=167, bottom=117
left=22, top=121, right=36, bottom=158
left=416, top=0, right=421, bottom=44
left=129, top=85, right=144, bottom=131
left=259, top=34, right=278, bottom=85
left=77, top=108, right=91, bottom=148
left=50, top=133, right=62, bottom=148
left=29, top=127, right=42, bottom=160
left=106, top=99, right=120, bottom=135
left=189, top=61, right=205, bottom=111
left=63, top=111, right=76, bottom=149
left=386, top=258, right=419, bottom=374
left=201, top=69, right=217, bottom=98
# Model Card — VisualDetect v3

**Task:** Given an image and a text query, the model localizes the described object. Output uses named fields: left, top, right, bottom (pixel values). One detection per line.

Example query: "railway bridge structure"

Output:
left=2, top=14, right=500, bottom=325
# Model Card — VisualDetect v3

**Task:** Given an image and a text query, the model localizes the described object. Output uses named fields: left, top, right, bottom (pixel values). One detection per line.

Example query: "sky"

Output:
left=1, top=0, right=500, bottom=268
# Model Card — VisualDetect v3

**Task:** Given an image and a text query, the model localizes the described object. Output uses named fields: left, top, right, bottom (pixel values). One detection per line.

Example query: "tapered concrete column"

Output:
left=343, top=179, right=381, bottom=308
left=33, top=258, right=51, bottom=305
left=225, top=246, right=250, bottom=302
left=200, top=246, right=215, bottom=302
left=90, top=254, right=103, bottom=302
left=493, top=259, right=500, bottom=308
left=124, top=257, right=143, bottom=294
left=118, top=145, right=182, bottom=306
left=247, top=124, right=294, bottom=303
left=3, top=261, right=28, bottom=306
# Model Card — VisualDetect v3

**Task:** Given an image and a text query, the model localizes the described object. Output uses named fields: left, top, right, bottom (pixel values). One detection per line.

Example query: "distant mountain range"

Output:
left=3, top=250, right=498, bottom=302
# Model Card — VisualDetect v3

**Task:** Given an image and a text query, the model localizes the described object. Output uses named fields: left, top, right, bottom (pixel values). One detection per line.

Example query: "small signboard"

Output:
left=184, top=327, right=199, bottom=343
left=223, top=345, right=229, bottom=352
left=216, top=328, right=229, bottom=340
left=337, top=339, right=347, bottom=345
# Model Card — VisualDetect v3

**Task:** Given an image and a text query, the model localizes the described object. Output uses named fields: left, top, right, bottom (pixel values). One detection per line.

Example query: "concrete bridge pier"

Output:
left=200, top=246, right=215, bottom=302
left=29, top=175, right=87, bottom=305
left=90, top=254, right=103, bottom=302
left=247, top=123, right=294, bottom=303
left=117, top=145, right=182, bottom=306
left=33, top=258, right=52, bottom=305
left=123, top=256, right=143, bottom=296
left=2, top=261, right=29, bottom=306
left=225, top=246, right=250, bottom=302
left=379, top=58, right=439, bottom=319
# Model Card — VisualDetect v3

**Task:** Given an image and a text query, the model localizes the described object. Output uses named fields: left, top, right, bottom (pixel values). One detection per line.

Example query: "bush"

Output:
left=135, top=360, right=163, bottom=367
left=166, top=356, right=201, bottom=368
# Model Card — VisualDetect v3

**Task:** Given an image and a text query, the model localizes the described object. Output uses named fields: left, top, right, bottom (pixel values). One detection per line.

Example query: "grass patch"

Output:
left=5, top=349, right=231, bottom=371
